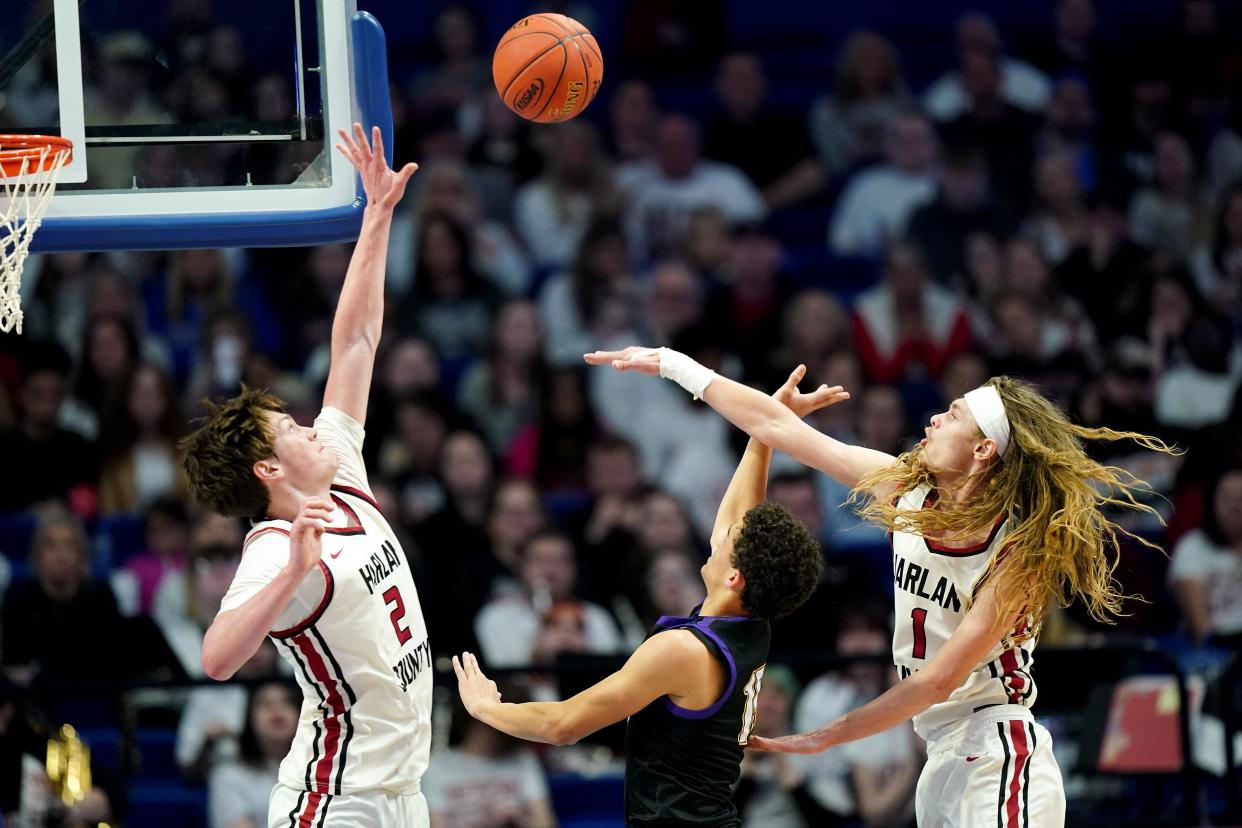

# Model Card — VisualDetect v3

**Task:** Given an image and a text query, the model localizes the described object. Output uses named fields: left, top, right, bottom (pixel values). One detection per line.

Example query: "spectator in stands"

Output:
left=208, top=682, right=299, bottom=828
left=183, top=310, right=258, bottom=408
left=1, top=506, right=126, bottom=686
left=1035, top=74, right=1100, bottom=195
left=704, top=220, right=794, bottom=378
left=681, top=206, right=732, bottom=285
left=808, top=29, right=911, bottom=177
left=939, top=48, right=1044, bottom=206
left=538, top=218, right=641, bottom=366
left=704, top=50, right=825, bottom=209
left=566, top=436, right=645, bottom=597
left=1202, top=183, right=1242, bottom=315
left=618, top=113, right=766, bottom=260
left=97, top=362, right=189, bottom=514
left=639, top=549, right=706, bottom=630
left=1155, top=312, right=1238, bottom=430
left=1054, top=192, right=1154, bottom=344
left=423, top=683, right=557, bottom=828
left=1024, top=150, right=1089, bottom=265
left=851, top=242, right=973, bottom=383
left=1168, top=467, right=1242, bottom=647
left=1024, top=0, right=1107, bottom=83
left=466, top=93, right=543, bottom=204
left=483, top=478, right=548, bottom=579
left=0, top=342, right=97, bottom=511
left=1004, top=237, right=1097, bottom=359
left=1207, top=90, right=1242, bottom=201
left=474, top=530, right=623, bottom=668
left=419, top=429, right=500, bottom=656
left=508, top=367, right=601, bottom=491
left=924, top=11, right=1051, bottom=121
left=634, top=489, right=701, bottom=559
left=458, top=299, right=546, bottom=456
left=620, top=0, right=728, bottom=83
left=643, top=259, right=708, bottom=348
left=400, top=211, right=498, bottom=360
left=120, top=496, right=190, bottom=616
left=379, top=393, right=453, bottom=524
left=73, top=313, right=142, bottom=431
left=794, top=603, right=922, bottom=827
left=854, top=385, right=911, bottom=457
left=391, top=161, right=532, bottom=297
left=906, top=143, right=1020, bottom=281
left=153, top=512, right=243, bottom=677
left=827, top=110, right=938, bottom=258
left=986, top=292, right=1086, bottom=403
left=1128, top=131, right=1213, bottom=267
left=514, top=121, right=622, bottom=272
left=767, top=290, right=851, bottom=391
left=408, top=3, right=490, bottom=122
left=605, top=78, right=660, bottom=164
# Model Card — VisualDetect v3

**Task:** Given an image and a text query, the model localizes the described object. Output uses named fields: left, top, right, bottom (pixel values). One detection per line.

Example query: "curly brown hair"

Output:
left=180, top=387, right=286, bottom=519
left=732, top=503, right=823, bottom=620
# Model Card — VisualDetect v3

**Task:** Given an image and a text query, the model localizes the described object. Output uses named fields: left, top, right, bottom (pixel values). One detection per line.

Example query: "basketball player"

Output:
left=181, top=125, right=428, bottom=827
left=453, top=365, right=831, bottom=827
left=585, top=345, right=1177, bottom=827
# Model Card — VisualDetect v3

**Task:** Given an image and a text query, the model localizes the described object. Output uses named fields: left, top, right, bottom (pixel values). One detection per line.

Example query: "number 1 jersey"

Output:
left=891, top=484, right=1037, bottom=740
left=218, top=407, right=432, bottom=796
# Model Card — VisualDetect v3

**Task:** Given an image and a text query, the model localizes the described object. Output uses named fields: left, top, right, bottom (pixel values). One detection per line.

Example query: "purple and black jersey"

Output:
left=624, top=607, right=771, bottom=827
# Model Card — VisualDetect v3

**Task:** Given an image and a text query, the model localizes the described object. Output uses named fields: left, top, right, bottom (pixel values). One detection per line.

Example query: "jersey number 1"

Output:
left=911, top=607, right=928, bottom=659
left=383, top=586, right=413, bottom=645
left=737, top=665, right=767, bottom=746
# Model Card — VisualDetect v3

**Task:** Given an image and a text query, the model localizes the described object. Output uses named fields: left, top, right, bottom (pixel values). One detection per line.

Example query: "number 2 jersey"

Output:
left=891, top=484, right=1037, bottom=740
left=624, top=608, right=770, bottom=827
left=218, top=407, right=432, bottom=796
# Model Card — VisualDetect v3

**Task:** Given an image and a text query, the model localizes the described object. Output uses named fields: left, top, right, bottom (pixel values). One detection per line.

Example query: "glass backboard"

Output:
left=0, top=0, right=391, bottom=251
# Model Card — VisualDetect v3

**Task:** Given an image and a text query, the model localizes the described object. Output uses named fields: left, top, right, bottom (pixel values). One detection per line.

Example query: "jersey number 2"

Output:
left=911, top=607, right=928, bottom=659
left=737, top=665, right=767, bottom=746
left=383, top=586, right=413, bottom=645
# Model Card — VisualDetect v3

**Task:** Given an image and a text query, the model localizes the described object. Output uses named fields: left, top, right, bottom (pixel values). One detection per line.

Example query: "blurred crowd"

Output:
left=2, top=0, right=1242, bottom=825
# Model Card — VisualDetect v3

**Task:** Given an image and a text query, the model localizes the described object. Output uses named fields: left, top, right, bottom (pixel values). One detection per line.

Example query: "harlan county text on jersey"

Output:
left=893, top=552, right=961, bottom=612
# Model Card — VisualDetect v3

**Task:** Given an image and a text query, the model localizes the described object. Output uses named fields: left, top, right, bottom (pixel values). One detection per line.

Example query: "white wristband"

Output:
left=654, top=347, right=716, bottom=400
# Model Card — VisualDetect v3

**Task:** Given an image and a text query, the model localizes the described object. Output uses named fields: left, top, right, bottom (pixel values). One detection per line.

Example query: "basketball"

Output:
left=492, top=13, right=602, bottom=124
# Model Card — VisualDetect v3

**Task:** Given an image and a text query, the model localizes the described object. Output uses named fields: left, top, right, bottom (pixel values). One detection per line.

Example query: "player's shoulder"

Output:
left=243, top=520, right=291, bottom=552
left=641, top=626, right=714, bottom=664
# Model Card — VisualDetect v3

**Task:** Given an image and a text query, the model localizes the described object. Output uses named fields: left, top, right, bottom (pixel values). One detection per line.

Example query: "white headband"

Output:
left=963, top=385, right=1011, bottom=459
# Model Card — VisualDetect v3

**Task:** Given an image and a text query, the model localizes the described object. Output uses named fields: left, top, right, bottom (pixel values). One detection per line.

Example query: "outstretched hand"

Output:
left=452, top=652, right=502, bottom=718
left=773, top=364, right=850, bottom=419
left=583, top=346, right=661, bottom=376
left=335, top=123, right=418, bottom=212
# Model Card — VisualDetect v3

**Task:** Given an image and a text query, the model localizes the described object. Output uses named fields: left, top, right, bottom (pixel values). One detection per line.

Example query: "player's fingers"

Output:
left=467, top=652, right=483, bottom=677
left=583, top=349, right=622, bottom=364
left=336, top=128, right=357, bottom=154
left=399, top=162, right=419, bottom=182
left=451, top=656, right=464, bottom=680
left=354, top=122, right=370, bottom=158
left=372, top=125, right=386, bottom=165
left=780, top=364, right=806, bottom=391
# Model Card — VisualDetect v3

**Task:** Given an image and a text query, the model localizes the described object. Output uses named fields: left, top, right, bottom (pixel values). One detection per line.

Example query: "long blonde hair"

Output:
left=852, top=376, right=1178, bottom=640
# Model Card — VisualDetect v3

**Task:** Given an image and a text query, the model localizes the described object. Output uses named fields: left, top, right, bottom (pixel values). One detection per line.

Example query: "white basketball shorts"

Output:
left=268, top=783, right=429, bottom=828
left=915, top=704, right=1065, bottom=828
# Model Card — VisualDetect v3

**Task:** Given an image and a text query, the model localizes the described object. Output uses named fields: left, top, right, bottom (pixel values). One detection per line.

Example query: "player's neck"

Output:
left=265, top=483, right=334, bottom=522
left=700, top=591, right=747, bottom=618
left=931, top=468, right=988, bottom=506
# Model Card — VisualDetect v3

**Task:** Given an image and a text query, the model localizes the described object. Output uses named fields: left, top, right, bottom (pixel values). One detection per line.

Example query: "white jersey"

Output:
left=891, top=485, right=1037, bottom=740
left=219, top=407, right=432, bottom=796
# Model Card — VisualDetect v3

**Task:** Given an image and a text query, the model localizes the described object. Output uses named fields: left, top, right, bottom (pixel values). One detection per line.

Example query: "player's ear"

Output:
left=725, top=568, right=745, bottom=595
left=253, top=458, right=281, bottom=482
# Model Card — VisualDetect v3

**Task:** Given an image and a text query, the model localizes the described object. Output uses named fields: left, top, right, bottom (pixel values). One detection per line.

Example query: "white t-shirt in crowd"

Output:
left=422, top=748, right=550, bottom=828
left=209, top=759, right=281, bottom=828
left=828, top=167, right=936, bottom=257
left=474, top=595, right=624, bottom=669
left=1168, top=529, right=1242, bottom=637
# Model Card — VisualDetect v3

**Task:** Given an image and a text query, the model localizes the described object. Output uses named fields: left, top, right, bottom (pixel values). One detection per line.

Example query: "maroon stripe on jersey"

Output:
left=326, top=494, right=365, bottom=535
left=309, top=625, right=356, bottom=794
left=331, top=484, right=383, bottom=513
left=292, top=634, right=347, bottom=793
left=920, top=490, right=1006, bottom=555
left=999, top=648, right=1024, bottom=704
left=297, top=792, right=323, bottom=828
left=244, top=526, right=290, bottom=551
left=270, top=562, right=335, bottom=639
left=1004, top=720, right=1031, bottom=826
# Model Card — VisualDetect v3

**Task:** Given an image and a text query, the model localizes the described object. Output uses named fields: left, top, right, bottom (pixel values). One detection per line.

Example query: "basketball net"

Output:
left=0, top=141, right=71, bottom=334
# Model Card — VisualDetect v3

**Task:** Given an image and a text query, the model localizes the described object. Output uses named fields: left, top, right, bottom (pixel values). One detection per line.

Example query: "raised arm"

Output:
left=453, top=630, right=707, bottom=746
left=322, top=124, right=418, bottom=425
left=201, top=499, right=331, bottom=680
left=585, top=347, right=897, bottom=493
left=712, top=364, right=850, bottom=543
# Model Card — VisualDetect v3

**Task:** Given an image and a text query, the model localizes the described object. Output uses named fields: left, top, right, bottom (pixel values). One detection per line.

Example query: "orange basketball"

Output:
left=493, top=13, right=602, bottom=124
